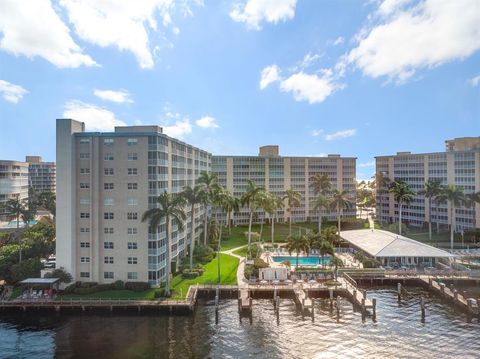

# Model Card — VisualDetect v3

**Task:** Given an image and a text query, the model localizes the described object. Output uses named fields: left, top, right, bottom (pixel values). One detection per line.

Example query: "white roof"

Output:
left=19, top=278, right=60, bottom=284
left=341, top=229, right=455, bottom=258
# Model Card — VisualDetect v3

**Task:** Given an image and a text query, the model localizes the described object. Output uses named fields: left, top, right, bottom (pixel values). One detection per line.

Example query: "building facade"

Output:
left=26, top=156, right=56, bottom=193
left=375, top=137, right=480, bottom=231
left=212, top=146, right=357, bottom=224
left=56, top=119, right=211, bottom=286
left=0, top=160, right=29, bottom=221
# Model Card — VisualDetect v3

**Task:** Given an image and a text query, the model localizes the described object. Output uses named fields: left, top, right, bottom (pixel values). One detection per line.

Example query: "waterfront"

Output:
left=1, top=286, right=479, bottom=358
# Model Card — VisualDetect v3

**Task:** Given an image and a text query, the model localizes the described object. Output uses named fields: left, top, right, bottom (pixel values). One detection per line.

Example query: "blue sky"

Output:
left=0, top=0, right=479, bottom=180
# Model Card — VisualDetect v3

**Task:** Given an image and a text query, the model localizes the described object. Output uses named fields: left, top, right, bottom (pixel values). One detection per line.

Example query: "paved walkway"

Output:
left=221, top=245, right=248, bottom=287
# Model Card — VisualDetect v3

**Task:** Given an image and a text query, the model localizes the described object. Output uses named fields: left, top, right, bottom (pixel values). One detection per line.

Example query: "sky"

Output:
left=0, top=0, right=479, bottom=181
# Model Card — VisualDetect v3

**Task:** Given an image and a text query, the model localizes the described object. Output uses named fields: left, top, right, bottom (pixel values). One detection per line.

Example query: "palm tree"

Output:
left=310, top=174, right=331, bottom=233
left=2, top=198, right=27, bottom=262
left=197, top=171, right=221, bottom=246
left=285, top=234, right=309, bottom=269
left=240, top=180, right=265, bottom=255
left=319, top=240, right=335, bottom=269
left=329, top=189, right=354, bottom=240
left=418, top=179, right=442, bottom=241
left=435, top=185, right=466, bottom=251
left=389, top=181, right=415, bottom=236
left=142, top=191, right=186, bottom=296
left=283, top=189, right=301, bottom=236
left=223, top=193, right=240, bottom=236
left=464, top=191, right=480, bottom=228
left=180, top=185, right=205, bottom=269
left=312, top=194, right=330, bottom=234
left=263, top=193, right=283, bottom=247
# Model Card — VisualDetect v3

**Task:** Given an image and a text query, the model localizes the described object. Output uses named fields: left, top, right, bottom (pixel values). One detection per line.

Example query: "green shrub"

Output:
left=64, top=283, right=76, bottom=294
left=193, top=244, right=215, bottom=264
left=125, top=281, right=150, bottom=292
left=80, top=282, right=98, bottom=288
left=181, top=269, right=201, bottom=279
left=114, top=280, right=124, bottom=290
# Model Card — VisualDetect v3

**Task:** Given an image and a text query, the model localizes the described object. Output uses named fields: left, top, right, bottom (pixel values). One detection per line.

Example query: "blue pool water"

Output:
left=272, top=255, right=331, bottom=266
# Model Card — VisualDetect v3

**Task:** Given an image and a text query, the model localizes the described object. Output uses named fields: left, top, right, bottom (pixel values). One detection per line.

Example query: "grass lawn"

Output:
left=61, top=288, right=160, bottom=300
left=232, top=246, right=248, bottom=257
left=170, top=253, right=239, bottom=299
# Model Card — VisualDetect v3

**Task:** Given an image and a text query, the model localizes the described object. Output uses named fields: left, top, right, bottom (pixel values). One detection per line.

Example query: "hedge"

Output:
left=124, top=281, right=150, bottom=292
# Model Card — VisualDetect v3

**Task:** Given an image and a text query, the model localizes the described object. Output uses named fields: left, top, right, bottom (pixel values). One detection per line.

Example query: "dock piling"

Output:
left=397, top=283, right=402, bottom=301
left=372, top=298, right=377, bottom=318
left=420, top=296, right=425, bottom=319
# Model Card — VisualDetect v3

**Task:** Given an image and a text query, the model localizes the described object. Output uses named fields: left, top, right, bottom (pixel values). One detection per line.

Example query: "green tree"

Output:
left=418, top=179, right=442, bottom=240
left=285, top=234, right=309, bottom=269
left=464, top=191, right=480, bottom=228
left=180, top=185, right=205, bottom=269
left=310, top=174, right=332, bottom=233
left=240, top=180, right=265, bottom=255
left=389, top=181, right=415, bottom=236
left=142, top=191, right=186, bottom=296
left=11, top=258, right=43, bottom=282
left=329, top=189, right=354, bottom=240
left=197, top=171, right=221, bottom=246
left=312, top=194, right=330, bottom=234
left=435, top=185, right=466, bottom=250
left=223, top=192, right=240, bottom=236
left=37, top=191, right=56, bottom=217
left=262, top=193, right=283, bottom=247
left=1, top=198, right=28, bottom=262
left=283, top=188, right=302, bottom=236
left=44, top=267, right=73, bottom=283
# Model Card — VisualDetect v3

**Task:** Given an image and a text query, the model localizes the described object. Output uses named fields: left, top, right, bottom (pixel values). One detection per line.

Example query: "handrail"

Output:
left=343, top=273, right=357, bottom=288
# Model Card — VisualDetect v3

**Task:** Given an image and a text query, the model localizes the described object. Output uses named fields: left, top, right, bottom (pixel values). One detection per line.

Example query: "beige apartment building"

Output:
left=56, top=119, right=211, bottom=285
left=26, top=156, right=56, bottom=193
left=375, top=137, right=480, bottom=231
left=212, top=145, right=357, bottom=224
left=0, top=160, right=29, bottom=221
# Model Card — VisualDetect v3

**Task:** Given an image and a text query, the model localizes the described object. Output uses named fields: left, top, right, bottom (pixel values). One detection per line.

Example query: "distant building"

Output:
left=0, top=160, right=29, bottom=221
left=212, top=146, right=357, bottom=225
left=26, top=156, right=56, bottom=193
left=56, top=119, right=211, bottom=285
left=375, top=137, right=480, bottom=231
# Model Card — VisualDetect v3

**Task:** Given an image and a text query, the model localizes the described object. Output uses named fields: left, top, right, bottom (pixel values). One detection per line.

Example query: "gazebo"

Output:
left=19, top=278, right=60, bottom=300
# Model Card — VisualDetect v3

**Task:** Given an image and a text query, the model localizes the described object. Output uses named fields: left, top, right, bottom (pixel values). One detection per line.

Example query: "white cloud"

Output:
left=162, top=119, right=192, bottom=138
left=333, top=36, right=344, bottom=46
left=259, top=64, right=281, bottom=89
left=0, top=0, right=96, bottom=68
left=468, top=75, right=480, bottom=87
left=94, top=89, right=133, bottom=104
left=63, top=100, right=126, bottom=131
left=299, top=53, right=321, bottom=69
left=347, top=0, right=480, bottom=82
left=311, top=129, right=324, bottom=137
left=325, top=129, right=357, bottom=141
left=279, top=70, right=343, bottom=104
left=0, top=80, right=28, bottom=103
left=230, top=0, right=297, bottom=30
left=358, top=161, right=375, bottom=168
left=196, top=116, right=219, bottom=129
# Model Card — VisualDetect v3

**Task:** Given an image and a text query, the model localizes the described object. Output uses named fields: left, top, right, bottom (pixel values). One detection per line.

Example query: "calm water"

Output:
left=1, top=287, right=480, bottom=358
left=272, top=255, right=331, bottom=266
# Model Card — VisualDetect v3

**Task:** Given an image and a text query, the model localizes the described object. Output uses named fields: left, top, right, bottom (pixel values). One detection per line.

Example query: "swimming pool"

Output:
left=272, top=255, right=331, bottom=266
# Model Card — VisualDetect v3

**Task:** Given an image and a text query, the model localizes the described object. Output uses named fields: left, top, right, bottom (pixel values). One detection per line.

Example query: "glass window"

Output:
left=127, top=212, right=138, bottom=220
left=80, top=197, right=90, bottom=205
left=127, top=272, right=138, bottom=280
left=104, top=272, right=114, bottom=279
left=104, top=198, right=114, bottom=206
left=80, top=183, right=90, bottom=189
left=127, top=228, right=137, bottom=235
left=79, top=153, right=89, bottom=159
left=80, top=242, right=90, bottom=248
left=127, top=257, right=138, bottom=264
left=80, top=272, right=90, bottom=278
left=128, top=168, right=138, bottom=176
left=127, top=198, right=138, bottom=206
left=128, top=153, right=138, bottom=160
left=104, top=183, right=114, bottom=190
left=127, top=242, right=138, bottom=249
left=104, top=256, right=114, bottom=264
left=80, top=212, right=90, bottom=219
left=80, top=168, right=90, bottom=175
left=104, top=242, right=114, bottom=249
left=104, top=153, right=114, bottom=161
left=127, top=138, right=138, bottom=146
left=104, top=227, right=114, bottom=234
left=79, top=138, right=90, bottom=144
left=80, top=257, right=90, bottom=263
left=104, top=138, right=114, bottom=145
left=104, top=168, right=114, bottom=176
left=128, top=183, right=138, bottom=190
left=104, top=212, right=114, bottom=220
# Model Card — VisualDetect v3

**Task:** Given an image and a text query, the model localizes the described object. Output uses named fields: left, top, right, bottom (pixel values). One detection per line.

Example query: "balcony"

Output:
left=148, top=159, right=168, bottom=166
left=148, top=174, right=168, bottom=181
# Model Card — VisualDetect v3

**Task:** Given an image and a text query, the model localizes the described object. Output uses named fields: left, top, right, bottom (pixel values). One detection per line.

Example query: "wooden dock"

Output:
left=293, top=287, right=313, bottom=313
left=342, top=273, right=374, bottom=313
left=238, top=287, right=252, bottom=312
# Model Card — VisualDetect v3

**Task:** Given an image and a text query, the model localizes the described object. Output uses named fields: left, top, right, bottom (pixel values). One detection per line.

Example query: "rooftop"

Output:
left=341, top=229, right=455, bottom=258
left=19, top=278, right=60, bottom=285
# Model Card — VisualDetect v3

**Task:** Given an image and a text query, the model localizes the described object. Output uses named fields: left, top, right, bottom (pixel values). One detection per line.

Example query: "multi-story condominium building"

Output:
left=375, top=137, right=480, bottom=231
left=0, top=160, right=29, bottom=221
left=26, top=156, right=56, bottom=193
left=56, top=119, right=211, bottom=285
left=212, top=145, right=356, bottom=225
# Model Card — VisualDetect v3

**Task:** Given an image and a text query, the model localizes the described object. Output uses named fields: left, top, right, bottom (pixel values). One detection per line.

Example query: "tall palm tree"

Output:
left=263, top=193, right=284, bottom=247
left=180, top=185, right=205, bottom=269
left=222, top=192, right=240, bottom=236
left=435, top=185, right=466, bottom=250
left=142, top=191, right=186, bottom=296
left=283, top=189, right=301, bottom=236
left=285, top=234, right=309, bottom=269
left=240, top=180, right=265, bottom=255
left=419, top=179, right=442, bottom=241
left=197, top=171, right=221, bottom=245
left=312, top=194, right=330, bottom=234
left=2, top=198, right=27, bottom=262
left=389, top=181, right=415, bottom=236
left=464, top=191, right=480, bottom=229
left=310, top=174, right=332, bottom=233
left=329, top=189, right=354, bottom=240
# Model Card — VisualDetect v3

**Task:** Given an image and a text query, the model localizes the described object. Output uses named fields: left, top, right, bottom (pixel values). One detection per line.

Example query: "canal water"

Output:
left=1, top=287, right=479, bottom=358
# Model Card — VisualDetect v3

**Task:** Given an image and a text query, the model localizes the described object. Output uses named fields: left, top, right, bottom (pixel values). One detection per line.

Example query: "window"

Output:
left=79, top=153, right=90, bottom=159
left=80, top=227, right=90, bottom=233
left=128, top=242, right=138, bottom=249
left=79, top=138, right=90, bottom=144
left=128, top=168, right=138, bottom=176
left=104, top=272, right=114, bottom=279
left=80, top=257, right=90, bottom=263
left=80, top=168, right=90, bottom=175
left=80, top=242, right=90, bottom=248
left=128, top=183, right=138, bottom=190
left=104, top=183, right=114, bottom=190
left=128, top=153, right=138, bottom=160
left=104, top=198, right=114, bottom=206
left=104, top=212, right=114, bottom=220
left=104, top=227, right=114, bottom=234
left=104, top=242, right=114, bottom=249
left=127, top=228, right=137, bottom=235
left=128, top=257, right=138, bottom=264
left=127, top=198, right=138, bottom=206
left=104, top=168, right=114, bottom=176
left=104, top=256, right=114, bottom=264
left=80, top=212, right=90, bottom=219
left=80, top=272, right=90, bottom=278
left=80, top=197, right=90, bottom=205
left=127, top=212, right=138, bottom=220
left=80, top=183, right=90, bottom=189
left=104, top=138, right=114, bottom=145
left=127, top=272, right=138, bottom=280
left=104, top=153, right=114, bottom=161
left=127, top=138, right=138, bottom=146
